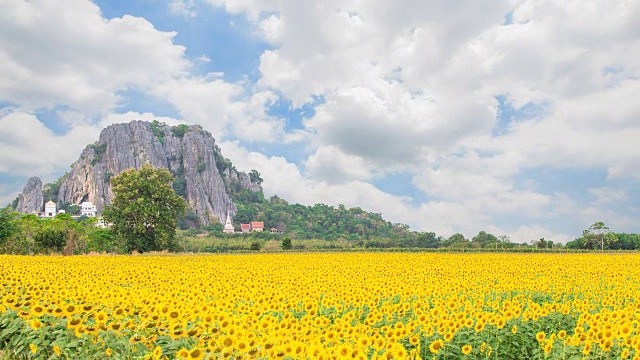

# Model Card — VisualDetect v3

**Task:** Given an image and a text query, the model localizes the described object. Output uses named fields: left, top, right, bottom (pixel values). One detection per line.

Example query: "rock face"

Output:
left=16, top=177, right=43, bottom=214
left=55, top=121, right=261, bottom=225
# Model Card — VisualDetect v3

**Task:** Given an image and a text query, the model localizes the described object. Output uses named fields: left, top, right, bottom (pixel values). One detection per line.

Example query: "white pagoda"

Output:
left=223, top=211, right=235, bottom=234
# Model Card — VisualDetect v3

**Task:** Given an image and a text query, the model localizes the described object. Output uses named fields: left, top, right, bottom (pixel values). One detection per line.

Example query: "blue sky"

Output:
left=1, top=0, right=639, bottom=242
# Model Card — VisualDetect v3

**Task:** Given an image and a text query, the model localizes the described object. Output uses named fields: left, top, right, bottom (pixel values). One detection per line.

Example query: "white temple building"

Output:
left=223, top=211, right=235, bottom=234
left=39, top=200, right=65, bottom=218
left=43, top=200, right=57, bottom=217
left=80, top=202, right=97, bottom=217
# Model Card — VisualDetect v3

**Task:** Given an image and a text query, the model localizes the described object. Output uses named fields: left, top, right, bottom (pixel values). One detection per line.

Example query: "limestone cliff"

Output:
left=16, top=177, right=43, bottom=214
left=53, top=120, right=261, bottom=225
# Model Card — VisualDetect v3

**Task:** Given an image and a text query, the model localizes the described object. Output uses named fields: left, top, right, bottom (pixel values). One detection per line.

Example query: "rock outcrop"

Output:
left=53, top=120, right=261, bottom=225
left=16, top=177, right=43, bottom=214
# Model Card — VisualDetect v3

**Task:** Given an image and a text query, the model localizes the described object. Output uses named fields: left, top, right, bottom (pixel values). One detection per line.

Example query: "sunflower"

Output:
left=31, top=305, right=45, bottom=317
left=429, top=339, right=444, bottom=354
left=176, top=347, right=189, bottom=358
left=95, top=311, right=109, bottom=324
left=536, top=331, right=546, bottom=342
left=461, top=344, right=472, bottom=355
left=152, top=346, right=162, bottom=360
left=66, top=317, right=82, bottom=329
left=221, top=335, right=234, bottom=349
left=29, top=318, right=43, bottom=330
left=188, top=348, right=204, bottom=360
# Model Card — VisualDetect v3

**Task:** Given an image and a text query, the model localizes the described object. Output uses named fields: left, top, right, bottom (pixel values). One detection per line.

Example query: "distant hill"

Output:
left=14, top=120, right=261, bottom=225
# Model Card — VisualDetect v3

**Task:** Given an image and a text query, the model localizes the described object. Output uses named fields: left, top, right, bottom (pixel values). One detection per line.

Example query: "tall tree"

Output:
left=582, top=222, right=617, bottom=250
left=103, top=164, right=185, bottom=253
left=472, top=231, right=498, bottom=248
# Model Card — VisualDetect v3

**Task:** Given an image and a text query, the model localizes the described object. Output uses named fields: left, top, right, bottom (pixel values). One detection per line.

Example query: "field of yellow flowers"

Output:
left=1, top=253, right=640, bottom=359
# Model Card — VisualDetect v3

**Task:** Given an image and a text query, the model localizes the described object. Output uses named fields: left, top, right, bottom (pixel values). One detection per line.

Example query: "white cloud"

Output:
left=0, top=0, right=189, bottom=113
left=169, top=0, right=197, bottom=17
left=0, top=109, right=184, bottom=179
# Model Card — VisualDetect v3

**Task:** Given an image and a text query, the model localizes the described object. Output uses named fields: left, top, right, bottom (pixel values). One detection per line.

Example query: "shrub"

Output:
left=250, top=241, right=262, bottom=251
left=171, top=124, right=189, bottom=137
left=281, top=237, right=292, bottom=250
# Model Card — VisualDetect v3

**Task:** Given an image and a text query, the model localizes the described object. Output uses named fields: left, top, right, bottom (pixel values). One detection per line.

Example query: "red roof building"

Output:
left=240, top=224, right=251, bottom=233
left=251, top=222, right=264, bottom=232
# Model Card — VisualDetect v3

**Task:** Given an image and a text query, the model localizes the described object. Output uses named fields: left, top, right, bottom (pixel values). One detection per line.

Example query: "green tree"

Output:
left=582, top=222, right=617, bottom=250
left=0, top=207, right=20, bottom=249
left=249, top=169, right=263, bottom=185
left=281, top=237, right=292, bottom=250
left=103, top=164, right=186, bottom=253
left=472, top=231, right=498, bottom=248
left=33, top=227, right=66, bottom=253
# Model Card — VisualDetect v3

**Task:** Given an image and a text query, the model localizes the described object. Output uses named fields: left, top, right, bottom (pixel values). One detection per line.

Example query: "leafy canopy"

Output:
left=103, top=164, right=186, bottom=253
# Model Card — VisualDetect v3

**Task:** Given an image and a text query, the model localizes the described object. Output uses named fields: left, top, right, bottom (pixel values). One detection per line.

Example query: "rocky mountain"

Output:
left=16, top=177, right=43, bottom=214
left=16, top=120, right=262, bottom=225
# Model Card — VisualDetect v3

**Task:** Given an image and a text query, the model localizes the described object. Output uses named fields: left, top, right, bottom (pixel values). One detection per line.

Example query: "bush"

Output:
left=281, top=237, right=292, bottom=250
left=171, top=124, right=189, bottom=137
left=250, top=241, right=262, bottom=251
left=33, top=228, right=67, bottom=253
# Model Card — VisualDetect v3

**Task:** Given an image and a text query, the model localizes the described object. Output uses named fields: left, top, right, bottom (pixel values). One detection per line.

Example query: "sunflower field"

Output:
left=1, top=253, right=640, bottom=359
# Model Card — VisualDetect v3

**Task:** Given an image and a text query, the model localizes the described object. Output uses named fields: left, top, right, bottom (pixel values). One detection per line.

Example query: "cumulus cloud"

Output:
left=0, top=0, right=189, bottom=113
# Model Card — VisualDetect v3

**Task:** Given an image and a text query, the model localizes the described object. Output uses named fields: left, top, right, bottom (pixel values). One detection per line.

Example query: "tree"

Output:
left=0, top=207, right=19, bottom=248
left=281, top=237, right=292, bottom=250
left=534, top=237, right=553, bottom=249
left=103, top=164, right=186, bottom=253
left=33, top=227, right=66, bottom=253
left=472, top=231, right=498, bottom=248
left=582, top=222, right=617, bottom=250
left=249, top=169, right=263, bottom=185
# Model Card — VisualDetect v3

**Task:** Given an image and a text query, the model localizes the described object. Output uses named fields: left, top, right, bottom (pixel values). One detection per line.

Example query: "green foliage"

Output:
left=249, top=169, right=263, bottom=184
left=177, top=209, right=201, bottom=230
left=173, top=177, right=187, bottom=197
left=231, top=193, right=422, bottom=242
left=581, top=221, right=617, bottom=250
left=10, top=195, right=19, bottom=210
left=88, top=143, right=107, bottom=166
left=150, top=120, right=166, bottom=143
left=33, top=227, right=66, bottom=253
left=250, top=241, right=262, bottom=251
left=214, top=147, right=233, bottom=174
left=471, top=231, right=498, bottom=248
left=86, top=228, right=117, bottom=253
left=0, top=207, right=20, bottom=248
left=171, top=124, right=189, bottom=137
left=203, top=222, right=223, bottom=232
left=534, top=237, right=554, bottom=249
left=102, top=164, right=186, bottom=253
left=196, top=158, right=206, bottom=173
left=281, top=237, right=292, bottom=250
left=104, top=172, right=114, bottom=183
left=42, top=173, right=68, bottom=203
left=58, top=203, right=80, bottom=216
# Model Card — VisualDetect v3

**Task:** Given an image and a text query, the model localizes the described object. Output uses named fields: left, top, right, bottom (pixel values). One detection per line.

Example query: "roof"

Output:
left=45, top=200, right=56, bottom=205
left=240, top=224, right=251, bottom=230
left=251, top=222, right=264, bottom=228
